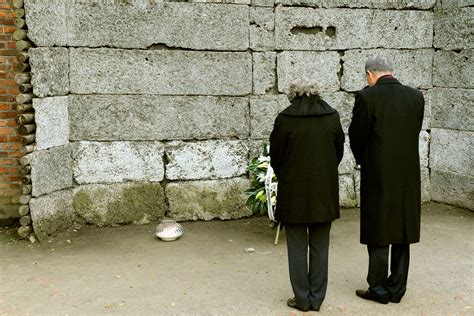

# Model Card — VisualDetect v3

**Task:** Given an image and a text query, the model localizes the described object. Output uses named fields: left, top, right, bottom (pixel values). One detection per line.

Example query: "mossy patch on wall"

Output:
left=73, top=183, right=167, bottom=226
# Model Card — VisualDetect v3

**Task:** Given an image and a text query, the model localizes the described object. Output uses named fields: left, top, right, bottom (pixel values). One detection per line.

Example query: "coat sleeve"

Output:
left=334, top=113, right=345, bottom=165
left=269, top=115, right=285, bottom=178
left=349, top=92, right=370, bottom=166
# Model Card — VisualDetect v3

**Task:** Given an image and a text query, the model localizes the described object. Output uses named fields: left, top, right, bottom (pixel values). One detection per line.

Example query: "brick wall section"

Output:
left=0, top=0, right=21, bottom=224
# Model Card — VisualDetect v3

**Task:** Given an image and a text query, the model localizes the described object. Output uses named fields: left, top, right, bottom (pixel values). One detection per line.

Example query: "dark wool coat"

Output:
left=270, top=95, right=344, bottom=224
left=349, top=76, right=424, bottom=246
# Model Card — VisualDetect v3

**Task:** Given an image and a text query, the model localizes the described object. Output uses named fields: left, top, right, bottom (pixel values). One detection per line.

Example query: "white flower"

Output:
left=257, top=155, right=270, bottom=163
left=257, top=172, right=266, bottom=183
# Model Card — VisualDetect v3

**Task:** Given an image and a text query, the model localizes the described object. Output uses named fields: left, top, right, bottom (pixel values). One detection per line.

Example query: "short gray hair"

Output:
left=287, top=79, right=320, bottom=102
left=365, top=55, right=394, bottom=73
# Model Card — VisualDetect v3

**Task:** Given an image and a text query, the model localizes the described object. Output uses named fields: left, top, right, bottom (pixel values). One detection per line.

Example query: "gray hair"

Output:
left=287, top=79, right=320, bottom=102
left=365, top=55, right=394, bottom=73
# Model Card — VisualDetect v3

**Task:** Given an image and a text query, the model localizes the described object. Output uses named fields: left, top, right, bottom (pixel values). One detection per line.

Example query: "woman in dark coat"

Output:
left=270, top=79, right=344, bottom=312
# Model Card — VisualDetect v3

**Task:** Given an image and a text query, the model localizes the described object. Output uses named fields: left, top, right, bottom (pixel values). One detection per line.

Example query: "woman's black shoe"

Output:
left=287, top=297, right=310, bottom=312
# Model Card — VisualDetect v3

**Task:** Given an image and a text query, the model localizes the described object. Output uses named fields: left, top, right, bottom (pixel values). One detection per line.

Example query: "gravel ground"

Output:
left=0, top=202, right=472, bottom=316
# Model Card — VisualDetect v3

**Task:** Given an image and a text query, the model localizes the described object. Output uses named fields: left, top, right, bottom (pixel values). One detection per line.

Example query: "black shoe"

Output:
left=287, top=297, right=310, bottom=312
left=389, top=294, right=402, bottom=303
left=355, top=290, right=389, bottom=304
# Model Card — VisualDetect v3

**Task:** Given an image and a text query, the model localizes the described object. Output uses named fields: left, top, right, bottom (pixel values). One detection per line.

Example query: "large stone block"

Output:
left=31, top=145, right=73, bottom=197
left=419, top=131, right=430, bottom=168
left=275, top=8, right=433, bottom=50
left=33, top=97, right=69, bottom=150
left=421, top=167, right=430, bottom=203
left=421, top=89, right=432, bottom=130
left=275, top=0, right=435, bottom=9
left=69, top=48, right=252, bottom=96
left=430, top=129, right=473, bottom=176
left=431, top=170, right=473, bottom=210
left=250, top=95, right=290, bottom=139
left=68, top=2, right=248, bottom=50
left=434, top=8, right=473, bottom=50
left=431, top=88, right=473, bottom=131
left=338, top=140, right=355, bottom=175
left=320, top=91, right=354, bottom=132
left=250, top=7, right=275, bottom=51
left=435, top=0, right=474, bottom=10
left=253, top=52, right=277, bottom=95
left=339, top=174, right=357, bottom=208
left=165, top=140, right=248, bottom=180
left=277, top=51, right=340, bottom=93
left=29, top=48, right=69, bottom=97
left=433, top=50, right=474, bottom=88
left=72, top=141, right=164, bottom=184
left=30, top=189, right=74, bottom=241
left=166, top=178, right=252, bottom=221
left=25, top=1, right=249, bottom=50
left=73, top=183, right=167, bottom=226
left=69, top=95, right=250, bottom=141
left=341, top=49, right=434, bottom=92
left=24, top=0, right=68, bottom=46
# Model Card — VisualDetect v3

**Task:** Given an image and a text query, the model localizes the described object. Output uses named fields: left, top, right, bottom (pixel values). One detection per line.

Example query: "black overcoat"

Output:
left=348, top=76, right=424, bottom=246
left=270, top=95, right=344, bottom=224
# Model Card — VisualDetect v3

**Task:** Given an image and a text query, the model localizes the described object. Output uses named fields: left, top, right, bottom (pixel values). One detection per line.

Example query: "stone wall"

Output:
left=20, top=0, right=472, bottom=240
left=430, top=1, right=473, bottom=210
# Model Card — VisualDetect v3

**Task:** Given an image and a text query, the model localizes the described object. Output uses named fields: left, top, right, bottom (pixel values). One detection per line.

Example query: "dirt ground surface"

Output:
left=0, top=202, right=472, bottom=316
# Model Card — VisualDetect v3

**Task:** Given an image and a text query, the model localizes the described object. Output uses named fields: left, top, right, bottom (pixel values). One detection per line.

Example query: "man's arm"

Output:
left=349, top=92, right=370, bottom=166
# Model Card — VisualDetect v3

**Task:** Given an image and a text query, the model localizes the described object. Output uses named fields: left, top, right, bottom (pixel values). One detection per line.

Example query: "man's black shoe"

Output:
left=355, top=290, right=389, bottom=304
left=389, top=294, right=402, bottom=303
left=287, top=297, right=310, bottom=312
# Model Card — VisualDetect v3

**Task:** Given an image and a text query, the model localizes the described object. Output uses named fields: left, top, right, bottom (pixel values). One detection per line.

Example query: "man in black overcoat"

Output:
left=349, top=55, right=424, bottom=304
left=270, top=79, right=344, bottom=312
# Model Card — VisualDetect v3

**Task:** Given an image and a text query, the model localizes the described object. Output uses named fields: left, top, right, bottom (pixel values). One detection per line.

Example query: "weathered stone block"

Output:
left=25, top=1, right=249, bottom=50
left=341, top=49, right=434, bottom=92
left=277, top=51, right=340, bottom=93
left=435, top=0, right=474, bottom=9
left=421, top=167, right=430, bottom=203
left=248, top=140, right=267, bottom=163
left=253, top=52, right=276, bottom=95
left=73, top=183, right=167, bottom=226
left=434, top=8, right=473, bottom=50
left=24, top=0, right=68, bottom=46
left=421, top=90, right=432, bottom=130
left=430, top=129, right=473, bottom=176
left=68, top=2, right=248, bottom=50
left=251, top=0, right=274, bottom=6
left=275, top=8, right=433, bottom=50
left=31, top=145, right=73, bottom=197
left=431, top=88, right=474, bottom=131
left=433, top=50, right=474, bottom=88
left=250, top=7, right=275, bottom=51
left=30, top=189, right=74, bottom=241
left=339, top=140, right=355, bottom=175
left=339, top=174, right=357, bottom=208
left=320, top=91, right=354, bottom=132
left=166, top=178, right=252, bottom=221
left=354, top=169, right=361, bottom=207
left=69, top=48, right=252, bottom=96
left=431, top=170, right=473, bottom=210
left=72, top=141, right=164, bottom=184
left=250, top=95, right=290, bottom=139
left=69, top=95, right=250, bottom=141
left=165, top=140, right=248, bottom=180
left=29, top=48, right=69, bottom=97
left=419, top=131, right=430, bottom=168
left=275, top=0, right=435, bottom=9
left=33, top=97, right=69, bottom=150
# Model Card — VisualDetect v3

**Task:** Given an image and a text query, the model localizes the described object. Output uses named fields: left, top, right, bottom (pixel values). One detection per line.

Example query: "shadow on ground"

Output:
left=0, top=202, right=472, bottom=315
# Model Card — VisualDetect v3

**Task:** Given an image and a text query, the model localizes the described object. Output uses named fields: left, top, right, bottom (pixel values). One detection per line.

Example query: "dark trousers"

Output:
left=285, top=222, right=332, bottom=310
left=367, top=244, right=410, bottom=300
